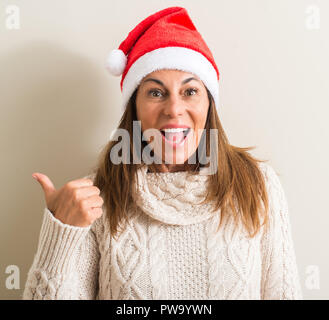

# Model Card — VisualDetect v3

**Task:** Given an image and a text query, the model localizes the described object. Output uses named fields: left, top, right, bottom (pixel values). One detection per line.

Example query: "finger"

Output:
left=66, top=178, right=94, bottom=189
left=90, top=207, right=103, bottom=218
left=32, top=173, right=56, bottom=198
left=77, top=186, right=100, bottom=198
left=83, top=195, right=104, bottom=209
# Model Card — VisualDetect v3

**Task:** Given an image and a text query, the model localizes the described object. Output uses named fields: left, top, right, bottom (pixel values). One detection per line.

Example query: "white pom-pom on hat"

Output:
left=106, top=49, right=127, bottom=76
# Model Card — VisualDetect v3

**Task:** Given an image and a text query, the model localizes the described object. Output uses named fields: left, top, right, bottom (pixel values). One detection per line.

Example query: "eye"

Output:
left=148, top=89, right=163, bottom=98
left=147, top=88, right=198, bottom=98
left=185, top=88, right=198, bottom=96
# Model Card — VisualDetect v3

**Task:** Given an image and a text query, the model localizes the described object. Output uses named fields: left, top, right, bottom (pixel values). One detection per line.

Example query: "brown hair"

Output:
left=91, top=87, right=270, bottom=239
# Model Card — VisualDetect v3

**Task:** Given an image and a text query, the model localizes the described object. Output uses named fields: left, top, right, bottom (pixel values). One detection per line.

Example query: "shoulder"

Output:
left=257, top=162, right=285, bottom=198
left=257, top=161, right=280, bottom=183
left=257, top=162, right=290, bottom=224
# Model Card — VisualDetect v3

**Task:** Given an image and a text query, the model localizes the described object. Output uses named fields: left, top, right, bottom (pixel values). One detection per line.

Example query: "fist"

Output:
left=32, top=173, right=104, bottom=227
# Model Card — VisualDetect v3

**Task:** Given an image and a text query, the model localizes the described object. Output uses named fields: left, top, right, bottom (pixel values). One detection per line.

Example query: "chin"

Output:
left=162, top=149, right=196, bottom=166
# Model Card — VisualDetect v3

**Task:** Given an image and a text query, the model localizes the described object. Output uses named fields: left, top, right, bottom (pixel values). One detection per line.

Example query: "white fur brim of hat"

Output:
left=107, top=47, right=220, bottom=114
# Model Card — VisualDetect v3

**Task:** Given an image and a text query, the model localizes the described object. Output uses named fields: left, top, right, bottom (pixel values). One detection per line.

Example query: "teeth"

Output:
left=161, top=128, right=188, bottom=133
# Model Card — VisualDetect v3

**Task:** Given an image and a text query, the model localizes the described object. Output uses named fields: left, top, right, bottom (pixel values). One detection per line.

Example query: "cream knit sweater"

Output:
left=22, top=162, right=303, bottom=300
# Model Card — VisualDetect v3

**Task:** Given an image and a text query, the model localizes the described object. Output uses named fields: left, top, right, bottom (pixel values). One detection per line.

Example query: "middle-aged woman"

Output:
left=23, top=6, right=303, bottom=300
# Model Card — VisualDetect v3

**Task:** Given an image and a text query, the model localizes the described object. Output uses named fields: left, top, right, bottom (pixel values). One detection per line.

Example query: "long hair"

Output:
left=91, top=87, right=270, bottom=239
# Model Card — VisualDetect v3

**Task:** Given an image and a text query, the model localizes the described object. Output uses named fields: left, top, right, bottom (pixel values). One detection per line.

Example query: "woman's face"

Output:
left=135, top=69, right=209, bottom=169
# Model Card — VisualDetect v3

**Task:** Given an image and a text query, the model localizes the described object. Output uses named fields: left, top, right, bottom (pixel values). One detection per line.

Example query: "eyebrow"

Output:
left=142, top=77, right=200, bottom=87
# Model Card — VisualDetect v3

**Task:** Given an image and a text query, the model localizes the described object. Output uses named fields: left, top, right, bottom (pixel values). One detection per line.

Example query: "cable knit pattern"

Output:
left=206, top=212, right=225, bottom=299
left=22, top=162, right=303, bottom=300
left=22, top=208, right=99, bottom=299
left=147, top=216, right=168, bottom=299
left=259, top=164, right=303, bottom=299
left=165, top=223, right=208, bottom=299
left=133, top=166, right=216, bottom=225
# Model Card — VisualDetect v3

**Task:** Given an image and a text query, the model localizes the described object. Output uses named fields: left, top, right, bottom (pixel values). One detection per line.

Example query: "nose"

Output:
left=162, top=94, right=185, bottom=118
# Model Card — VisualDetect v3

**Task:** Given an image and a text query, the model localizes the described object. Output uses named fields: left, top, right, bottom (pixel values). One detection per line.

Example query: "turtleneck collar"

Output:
left=132, top=165, right=217, bottom=225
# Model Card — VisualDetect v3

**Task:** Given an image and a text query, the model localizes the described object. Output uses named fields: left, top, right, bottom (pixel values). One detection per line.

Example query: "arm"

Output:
left=22, top=207, right=100, bottom=300
left=259, top=163, right=303, bottom=300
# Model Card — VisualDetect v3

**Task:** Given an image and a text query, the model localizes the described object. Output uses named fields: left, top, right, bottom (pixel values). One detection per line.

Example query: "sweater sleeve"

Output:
left=22, top=207, right=100, bottom=300
left=259, top=163, right=303, bottom=300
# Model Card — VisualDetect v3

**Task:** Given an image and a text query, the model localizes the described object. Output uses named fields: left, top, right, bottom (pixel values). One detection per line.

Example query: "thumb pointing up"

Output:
left=32, top=173, right=57, bottom=209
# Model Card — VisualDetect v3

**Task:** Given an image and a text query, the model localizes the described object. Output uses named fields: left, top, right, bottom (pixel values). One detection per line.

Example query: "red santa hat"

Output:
left=106, top=6, right=220, bottom=113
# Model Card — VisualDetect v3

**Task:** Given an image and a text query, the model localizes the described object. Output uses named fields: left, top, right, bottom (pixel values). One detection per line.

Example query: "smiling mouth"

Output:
left=160, top=128, right=191, bottom=145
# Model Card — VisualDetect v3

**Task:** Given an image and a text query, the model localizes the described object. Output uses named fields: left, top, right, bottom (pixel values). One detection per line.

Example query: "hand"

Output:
left=32, top=173, right=103, bottom=227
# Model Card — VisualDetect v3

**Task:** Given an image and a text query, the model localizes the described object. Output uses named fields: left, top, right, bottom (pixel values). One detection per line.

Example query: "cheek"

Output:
left=192, top=105, right=208, bottom=130
left=136, top=95, right=148, bottom=129
left=196, top=113, right=207, bottom=129
left=136, top=104, right=159, bottom=131
left=190, top=106, right=208, bottom=146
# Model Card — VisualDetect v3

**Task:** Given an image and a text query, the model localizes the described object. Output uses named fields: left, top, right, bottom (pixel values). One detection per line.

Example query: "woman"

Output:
left=23, top=6, right=303, bottom=300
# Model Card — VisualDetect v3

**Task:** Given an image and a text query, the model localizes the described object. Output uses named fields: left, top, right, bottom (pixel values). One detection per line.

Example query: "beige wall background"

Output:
left=0, top=0, right=328, bottom=299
